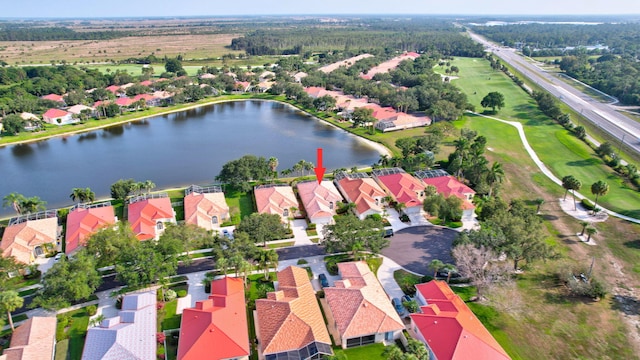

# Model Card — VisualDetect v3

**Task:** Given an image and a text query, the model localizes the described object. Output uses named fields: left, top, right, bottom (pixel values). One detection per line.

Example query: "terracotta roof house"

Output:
left=410, top=281, right=511, bottom=360
left=105, top=85, right=121, bottom=94
left=0, top=211, right=59, bottom=264
left=324, top=262, right=404, bottom=349
left=139, top=80, right=154, bottom=87
left=177, top=277, right=249, bottom=360
left=65, top=202, right=117, bottom=255
left=256, top=266, right=333, bottom=360
left=132, top=93, right=160, bottom=106
left=293, top=71, right=308, bottom=83
left=254, top=185, right=299, bottom=223
left=375, top=113, right=431, bottom=132
left=234, top=81, right=251, bottom=92
left=43, top=108, right=75, bottom=125
left=372, top=168, right=425, bottom=215
left=127, top=194, right=176, bottom=241
left=304, top=86, right=329, bottom=99
left=0, top=317, right=57, bottom=360
left=296, top=180, right=343, bottom=225
left=41, top=93, right=65, bottom=103
left=416, top=170, right=476, bottom=220
left=184, top=185, right=229, bottom=231
left=67, top=104, right=96, bottom=117
left=360, top=52, right=420, bottom=80
left=82, top=291, right=157, bottom=360
left=19, top=112, right=40, bottom=131
left=115, top=97, right=137, bottom=107
left=334, top=172, right=387, bottom=220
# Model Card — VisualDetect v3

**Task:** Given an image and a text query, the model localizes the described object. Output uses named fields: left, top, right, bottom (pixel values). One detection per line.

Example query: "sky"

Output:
left=3, top=0, right=640, bottom=18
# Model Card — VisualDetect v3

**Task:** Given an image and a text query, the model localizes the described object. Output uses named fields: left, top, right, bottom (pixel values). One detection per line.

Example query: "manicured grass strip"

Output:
left=56, top=307, right=90, bottom=360
left=393, top=269, right=424, bottom=296
left=332, top=342, right=386, bottom=359
left=159, top=300, right=181, bottom=331
left=225, top=189, right=254, bottom=224
left=449, top=57, right=640, bottom=218
left=266, top=241, right=295, bottom=249
left=18, top=288, right=38, bottom=297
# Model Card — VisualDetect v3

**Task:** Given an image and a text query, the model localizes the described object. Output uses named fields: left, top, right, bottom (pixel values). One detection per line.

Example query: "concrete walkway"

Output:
left=376, top=256, right=407, bottom=300
left=470, top=111, right=640, bottom=225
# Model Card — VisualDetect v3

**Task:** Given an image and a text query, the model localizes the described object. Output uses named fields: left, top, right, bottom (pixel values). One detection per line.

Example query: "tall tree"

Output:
left=236, top=213, right=289, bottom=247
left=480, top=91, right=505, bottom=112
left=486, top=162, right=505, bottom=197
left=2, top=192, right=25, bottom=215
left=322, top=214, right=389, bottom=255
left=0, top=290, right=23, bottom=331
left=590, top=181, right=609, bottom=214
left=562, top=175, right=582, bottom=210
left=110, top=178, right=136, bottom=202
left=428, top=259, right=445, bottom=278
left=31, top=250, right=101, bottom=310
left=86, top=226, right=138, bottom=267
left=268, top=157, right=279, bottom=179
left=216, top=155, right=271, bottom=192
left=20, top=196, right=46, bottom=214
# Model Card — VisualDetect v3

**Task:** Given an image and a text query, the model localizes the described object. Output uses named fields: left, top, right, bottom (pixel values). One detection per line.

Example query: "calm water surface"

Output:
left=0, top=101, right=382, bottom=217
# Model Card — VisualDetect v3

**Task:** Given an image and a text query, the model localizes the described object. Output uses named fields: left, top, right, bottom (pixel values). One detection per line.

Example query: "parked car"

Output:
left=54, top=253, right=64, bottom=261
left=436, top=270, right=461, bottom=279
left=392, top=297, right=406, bottom=316
left=318, top=273, right=329, bottom=288
left=222, top=229, right=233, bottom=239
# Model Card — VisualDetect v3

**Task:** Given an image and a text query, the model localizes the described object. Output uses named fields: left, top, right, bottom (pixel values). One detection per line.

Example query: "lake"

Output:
left=0, top=100, right=384, bottom=217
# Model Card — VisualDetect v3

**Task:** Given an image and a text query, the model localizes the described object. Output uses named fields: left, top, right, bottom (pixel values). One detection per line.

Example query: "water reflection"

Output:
left=11, top=144, right=34, bottom=157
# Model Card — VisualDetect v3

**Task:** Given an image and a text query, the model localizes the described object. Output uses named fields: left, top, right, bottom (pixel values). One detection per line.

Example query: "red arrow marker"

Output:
left=314, top=148, right=326, bottom=184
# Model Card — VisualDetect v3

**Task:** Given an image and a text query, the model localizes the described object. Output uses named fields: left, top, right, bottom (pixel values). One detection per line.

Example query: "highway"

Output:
left=467, top=31, right=640, bottom=156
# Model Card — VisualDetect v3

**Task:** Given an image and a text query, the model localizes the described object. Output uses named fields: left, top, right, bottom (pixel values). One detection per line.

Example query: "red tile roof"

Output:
left=42, top=108, right=70, bottom=119
left=296, top=181, right=343, bottom=223
left=304, top=87, right=329, bottom=98
left=411, top=281, right=511, bottom=360
left=254, top=186, right=298, bottom=220
left=324, top=262, right=404, bottom=339
left=177, top=277, right=249, bottom=360
left=41, top=94, right=65, bottom=102
left=420, top=176, right=475, bottom=210
left=2, top=317, right=57, bottom=360
left=337, top=176, right=386, bottom=217
left=132, top=94, right=155, bottom=102
left=375, top=172, right=424, bottom=208
left=184, top=192, right=229, bottom=230
left=1, top=217, right=58, bottom=264
left=127, top=197, right=175, bottom=240
left=115, top=97, right=137, bottom=106
left=256, top=266, right=331, bottom=356
left=105, top=85, right=121, bottom=93
left=139, top=80, right=153, bottom=87
left=65, top=204, right=116, bottom=254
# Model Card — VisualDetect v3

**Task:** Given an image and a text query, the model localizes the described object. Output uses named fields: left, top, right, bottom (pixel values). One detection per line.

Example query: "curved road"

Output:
left=468, top=30, right=640, bottom=156
left=381, top=226, right=457, bottom=275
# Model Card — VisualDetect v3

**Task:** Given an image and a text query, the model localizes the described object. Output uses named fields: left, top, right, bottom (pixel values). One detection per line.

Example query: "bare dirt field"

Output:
left=0, top=34, right=242, bottom=65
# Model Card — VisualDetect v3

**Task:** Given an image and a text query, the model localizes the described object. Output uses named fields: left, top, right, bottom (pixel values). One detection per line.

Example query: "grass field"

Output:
left=332, top=343, right=386, bottom=359
left=444, top=57, right=640, bottom=218
left=56, top=307, right=90, bottom=360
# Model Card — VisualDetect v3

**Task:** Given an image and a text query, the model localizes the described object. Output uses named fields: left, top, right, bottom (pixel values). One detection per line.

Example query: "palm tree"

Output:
left=442, top=263, right=457, bottom=283
left=579, top=221, right=589, bottom=236
left=70, top=188, right=85, bottom=204
left=590, top=181, right=609, bottom=214
left=486, top=162, right=504, bottom=197
left=280, top=168, right=292, bottom=178
left=216, top=257, right=229, bottom=278
left=268, top=157, right=279, bottom=179
left=258, top=250, right=278, bottom=280
left=143, top=180, right=156, bottom=194
left=394, top=202, right=407, bottom=215
left=0, top=290, right=24, bottom=331
left=303, top=161, right=315, bottom=176
left=238, top=260, right=252, bottom=285
left=20, top=196, right=46, bottom=214
left=3, top=193, right=26, bottom=215
left=428, top=259, right=445, bottom=278
left=562, top=175, right=582, bottom=210
left=378, top=154, right=390, bottom=167
left=350, top=166, right=358, bottom=174
left=535, top=198, right=544, bottom=214
left=85, top=187, right=96, bottom=203
left=585, top=227, right=597, bottom=242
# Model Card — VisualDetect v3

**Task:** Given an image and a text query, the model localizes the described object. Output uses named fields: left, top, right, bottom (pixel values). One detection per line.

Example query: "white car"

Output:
left=54, top=253, right=63, bottom=261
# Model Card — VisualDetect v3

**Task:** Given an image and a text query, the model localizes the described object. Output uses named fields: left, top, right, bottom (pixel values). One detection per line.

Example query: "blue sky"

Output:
left=4, top=0, right=640, bottom=18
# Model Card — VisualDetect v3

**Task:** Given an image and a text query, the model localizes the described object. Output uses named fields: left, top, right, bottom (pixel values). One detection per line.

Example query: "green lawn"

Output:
left=332, top=343, right=386, bottom=359
left=56, top=307, right=90, bottom=360
left=393, top=269, right=425, bottom=296
left=266, top=241, right=295, bottom=249
left=448, top=57, right=640, bottom=217
left=83, top=64, right=203, bottom=77
left=159, top=300, right=181, bottom=331
left=224, top=188, right=255, bottom=224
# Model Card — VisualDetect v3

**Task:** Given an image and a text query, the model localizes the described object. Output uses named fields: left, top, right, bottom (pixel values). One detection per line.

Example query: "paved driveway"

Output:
left=381, top=226, right=457, bottom=275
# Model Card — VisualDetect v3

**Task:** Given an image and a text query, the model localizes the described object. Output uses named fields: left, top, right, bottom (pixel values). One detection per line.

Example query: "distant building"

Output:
left=82, top=291, right=157, bottom=360
left=41, top=93, right=65, bottom=104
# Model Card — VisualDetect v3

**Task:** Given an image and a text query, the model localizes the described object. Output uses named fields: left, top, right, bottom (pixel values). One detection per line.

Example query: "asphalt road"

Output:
left=468, top=31, right=640, bottom=156
left=381, top=226, right=457, bottom=275
left=15, top=245, right=325, bottom=314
